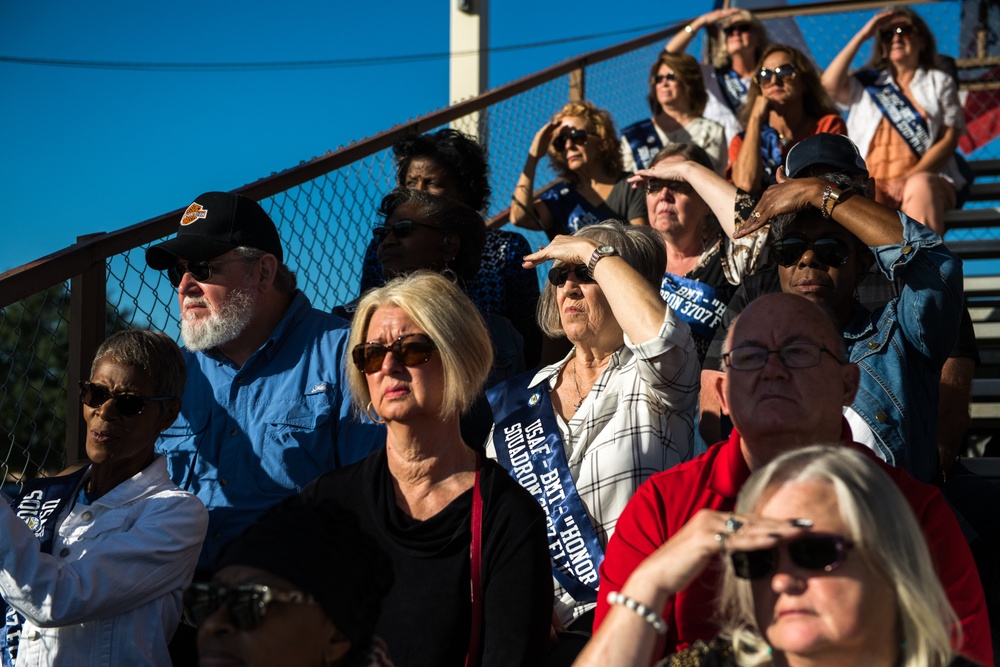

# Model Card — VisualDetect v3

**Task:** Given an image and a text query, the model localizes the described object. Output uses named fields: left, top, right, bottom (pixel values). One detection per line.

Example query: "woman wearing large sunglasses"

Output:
left=190, top=497, right=394, bottom=667
left=510, top=101, right=647, bottom=239
left=619, top=51, right=726, bottom=174
left=576, top=445, right=980, bottom=667
left=485, top=222, right=698, bottom=649
left=0, top=329, right=208, bottom=666
left=822, top=8, right=965, bottom=235
left=728, top=44, right=846, bottom=194
left=302, top=271, right=552, bottom=667
left=665, top=8, right=770, bottom=147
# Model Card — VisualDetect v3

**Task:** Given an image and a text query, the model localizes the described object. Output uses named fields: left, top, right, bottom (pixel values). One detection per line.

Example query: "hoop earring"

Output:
left=440, top=261, right=458, bottom=283
left=365, top=401, right=386, bottom=425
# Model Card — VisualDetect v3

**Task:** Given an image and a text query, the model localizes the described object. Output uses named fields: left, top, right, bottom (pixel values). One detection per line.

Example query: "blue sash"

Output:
left=538, top=186, right=604, bottom=240
left=2, top=467, right=89, bottom=667
left=660, top=273, right=729, bottom=340
left=716, top=67, right=748, bottom=112
left=742, top=125, right=784, bottom=188
left=486, top=371, right=603, bottom=602
left=855, top=69, right=932, bottom=159
left=622, top=119, right=663, bottom=171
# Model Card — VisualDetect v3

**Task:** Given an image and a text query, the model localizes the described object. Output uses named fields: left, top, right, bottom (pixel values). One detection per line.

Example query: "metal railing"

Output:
left=2, top=0, right=997, bottom=484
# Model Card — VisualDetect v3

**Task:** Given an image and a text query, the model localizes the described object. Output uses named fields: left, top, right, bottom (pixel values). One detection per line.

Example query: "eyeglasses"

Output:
left=731, top=534, right=854, bottom=580
left=372, top=219, right=442, bottom=243
left=754, top=63, right=797, bottom=87
left=880, top=24, right=916, bottom=41
left=723, top=343, right=843, bottom=371
left=723, top=22, right=753, bottom=37
left=547, top=264, right=594, bottom=287
left=771, top=235, right=852, bottom=267
left=79, top=381, right=174, bottom=417
left=653, top=72, right=678, bottom=85
left=644, top=179, right=693, bottom=197
left=184, top=582, right=317, bottom=632
left=351, top=333, right=437, bottom=374
left=167, top=258, right=250, bottom=288
left=553, top=128, right=589, bottom=152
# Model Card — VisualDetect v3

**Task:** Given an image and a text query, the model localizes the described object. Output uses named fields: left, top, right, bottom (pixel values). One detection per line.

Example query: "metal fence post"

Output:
left=66, top=233, right=107, bottom=466
left=570, top=67, right=585, bottom=102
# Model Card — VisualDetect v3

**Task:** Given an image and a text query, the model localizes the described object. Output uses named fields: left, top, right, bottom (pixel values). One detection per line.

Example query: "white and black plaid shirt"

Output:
left=488, top=307, right=699, bottom=625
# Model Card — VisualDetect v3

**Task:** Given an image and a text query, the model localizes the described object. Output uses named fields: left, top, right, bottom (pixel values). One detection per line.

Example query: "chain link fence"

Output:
left=3, top=0, right=997, bottom=486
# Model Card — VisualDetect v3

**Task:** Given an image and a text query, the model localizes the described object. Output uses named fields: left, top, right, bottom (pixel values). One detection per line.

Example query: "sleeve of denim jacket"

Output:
left=870, top=212, right=963, bottom=367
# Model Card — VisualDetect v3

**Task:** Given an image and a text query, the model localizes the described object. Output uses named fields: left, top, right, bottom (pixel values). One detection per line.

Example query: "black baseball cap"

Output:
left=785, top=133, right=868, bottom=179
left=145, top=191, right=283, bottom=270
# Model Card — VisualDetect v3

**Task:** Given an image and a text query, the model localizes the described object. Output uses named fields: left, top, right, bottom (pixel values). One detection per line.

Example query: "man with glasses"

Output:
left=593, top=292, right=991, bottom=665
left=145, top=191, right=382, bottom=573
left=699, top=133, right=965, bottom=486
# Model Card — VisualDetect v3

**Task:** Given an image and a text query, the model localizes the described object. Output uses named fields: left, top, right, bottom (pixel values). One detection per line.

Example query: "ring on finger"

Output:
left=752, top=211, right=762, bottom=220
left=724, top=516, right=744, bottom=533
left=714, top=532, right=726, bottom=543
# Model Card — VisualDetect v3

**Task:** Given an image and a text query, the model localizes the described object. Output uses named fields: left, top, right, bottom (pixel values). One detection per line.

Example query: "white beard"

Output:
left=181, top=285, right=256, bottom=352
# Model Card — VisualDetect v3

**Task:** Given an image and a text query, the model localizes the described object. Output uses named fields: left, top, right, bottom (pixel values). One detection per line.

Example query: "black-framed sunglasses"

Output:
left=553, top=128, right=589, bottom=153
left=184, top=582, right=317, bottom=632
left=771, top=235, right=852, bottom=267
left=723, top=22, right=753, bottom=37
left=653, top=72, right=678, bottom=85
left=352, top=333, right=437, bottom=374
left=723, top=343, right=843, bottom=371
left=880, top=24, right=916, bottom=41
left=731, top=534, right=854, bottom=580
left=644, top=179, right=693, bottom=196
left=547, top=264, right=594, bottom=287
left=754, top=63, right=797, bottom=87
left=167, top=258, right=251, bottom=288
left=372, top=219, right=442, bottom=243
left=78, top=381, right=174, bottom=417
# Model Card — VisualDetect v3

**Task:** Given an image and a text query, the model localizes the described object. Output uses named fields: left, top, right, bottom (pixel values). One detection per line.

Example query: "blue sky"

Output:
left=0, top=1, right=713, bottom=273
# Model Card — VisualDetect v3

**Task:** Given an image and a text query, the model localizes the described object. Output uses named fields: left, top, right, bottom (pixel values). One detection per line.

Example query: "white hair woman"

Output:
left=486, top=221, right=698, bottom=634
left=299, top=271, right=552, bottom=667
left=576, top=445, right=979, bottom=667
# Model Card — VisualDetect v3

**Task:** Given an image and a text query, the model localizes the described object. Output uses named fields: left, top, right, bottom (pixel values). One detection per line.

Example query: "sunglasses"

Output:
left=373, top=219, right=442, bottom=243
left=880, top=24, right=916, bottom=41
left=644, top=179, right=693, bottom=196
left=167, top=258, right=250, bottom=288
left=553, top=128, right=589, bottom=152
left=754, top=63, right=797, bottom=87
left=723, top=343, right=843, bottom=372
left=771, top=235, right=851, bottom=267
left=732, top=534, right=854, bottom=580
left=351, top=333, right=437, bottom=374
left=653, top=72, right=678, bottom=85
left=547, top=264, right=594, bottom=287
left=184, top=582, right=317, bottom=632
left=723, top=22, right=753, bottom=37
left=79, top=381, right=174, bottom=417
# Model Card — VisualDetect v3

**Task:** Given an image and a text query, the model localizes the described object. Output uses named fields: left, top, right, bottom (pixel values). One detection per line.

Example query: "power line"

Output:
left=0, top=22, right=667, bottom=72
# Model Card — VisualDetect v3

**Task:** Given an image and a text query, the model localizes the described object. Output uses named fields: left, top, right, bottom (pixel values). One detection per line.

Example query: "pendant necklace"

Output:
left=571, top=358, right=587, bottom=410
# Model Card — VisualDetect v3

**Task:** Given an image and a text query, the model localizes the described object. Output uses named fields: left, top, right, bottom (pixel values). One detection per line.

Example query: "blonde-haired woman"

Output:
left=299, top=271, right=552, bottom=667
left=620, top=51, right=726, bottom=174
left=576, top=446, right=980, bottom=667
left=666, top=8, right=771, bottom=146
left=511, top=101, right=647, bottom=238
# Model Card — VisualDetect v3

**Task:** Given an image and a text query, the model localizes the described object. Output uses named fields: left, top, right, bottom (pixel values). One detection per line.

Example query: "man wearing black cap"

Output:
left=146, top=192, right=382, bottom=572
left=698, top=133, right=964, bottom=485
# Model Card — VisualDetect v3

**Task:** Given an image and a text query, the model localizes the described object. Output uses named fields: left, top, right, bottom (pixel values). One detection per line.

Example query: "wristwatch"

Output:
left=587, top=245, right=618, bottom=276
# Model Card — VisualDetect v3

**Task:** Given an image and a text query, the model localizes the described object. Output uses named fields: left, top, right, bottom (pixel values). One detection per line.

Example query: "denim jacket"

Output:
left=844, top=213, right=963, bottom=483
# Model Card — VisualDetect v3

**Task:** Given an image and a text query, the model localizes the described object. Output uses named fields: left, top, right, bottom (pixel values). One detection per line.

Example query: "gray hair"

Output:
left=91, top=329, right=187, bottom=399
left=234, top=246, right=298, bottom=294
left=720, top=445, right=960, bottom=667
left=536, top=221, right=666, bottom=339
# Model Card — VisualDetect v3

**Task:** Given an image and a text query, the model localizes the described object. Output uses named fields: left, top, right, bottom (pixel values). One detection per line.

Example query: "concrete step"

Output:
left=966, top=180, right=1000, bottom=202
left=949, top=239, right=1000, bottom=260
left=969, top=159, right=1000, bottom=178
left=944, top=207, right=1000, bottom=228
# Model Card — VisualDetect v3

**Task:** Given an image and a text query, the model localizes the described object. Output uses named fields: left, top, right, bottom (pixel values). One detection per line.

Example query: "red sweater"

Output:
left=594, top=427, right=993, bottom=666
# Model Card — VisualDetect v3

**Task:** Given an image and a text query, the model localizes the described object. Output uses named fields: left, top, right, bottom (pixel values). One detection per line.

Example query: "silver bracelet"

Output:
left=606, top=591, right=668, bottom=635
